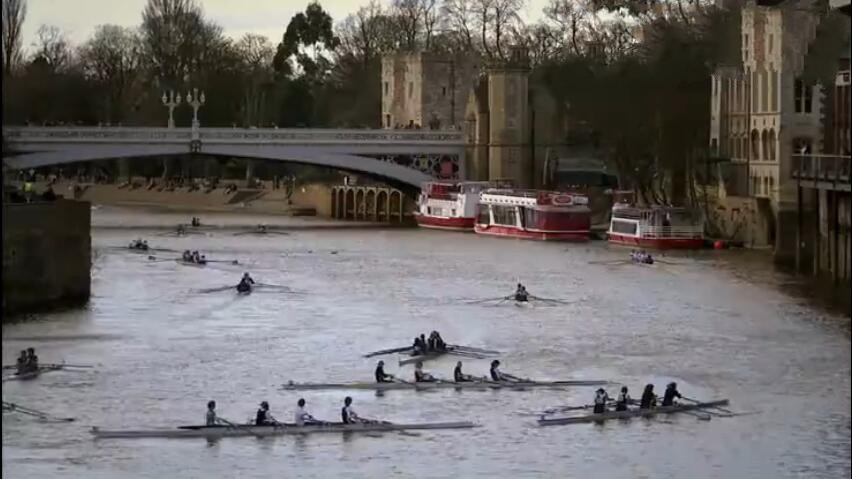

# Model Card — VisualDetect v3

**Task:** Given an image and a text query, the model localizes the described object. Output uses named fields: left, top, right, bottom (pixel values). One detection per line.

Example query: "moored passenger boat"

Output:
left=607, top=204, right=705, bottom=249
left=474, top=189, right=591, bottom=241
left=414, top=181, right=491, bottom=231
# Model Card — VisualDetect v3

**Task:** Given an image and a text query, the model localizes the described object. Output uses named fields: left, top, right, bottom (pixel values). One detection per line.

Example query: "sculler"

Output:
left=255, top=401, right=277, bottom=425
left=420, top=334, right=428, bottom=352
left=412, top=336, right=425, bottom=355
left=593, top=388, right=611, bottom=414
left=294, top=398, right=322, bottom=426
left=615, top=386, right=631, bottom=411
left=182, top=250, right=192, bottom=262
left=15, top=350, right=28, bottom=374
left=341, top=396, right=370, bottom=424
left=514, top=283, right=529, bottom=302
left=489, top=360, right=522, bottom=382
left=25, top=348, right=38, bottom=373
left=237, top=273, right=255, bottom=293
left=375, top=360, right=394, bottom=383
left=639, top=384, right=657, bottom=409
left=453, top=361, right=474, bottom=382
left=206, top=400, right=228, bottom=426
left=661, top=382, right=682, bottom=406
left=414, top=361, right=436, bottom=383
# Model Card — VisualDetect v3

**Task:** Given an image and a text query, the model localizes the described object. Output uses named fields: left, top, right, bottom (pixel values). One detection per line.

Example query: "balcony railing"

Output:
left=639, top=225, right=705, bottom=239
left=792, top=154, right=852, bottom=190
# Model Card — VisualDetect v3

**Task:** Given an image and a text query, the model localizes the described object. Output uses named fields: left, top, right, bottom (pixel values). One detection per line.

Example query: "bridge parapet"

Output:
left=792, top=154, right=851, bottom=192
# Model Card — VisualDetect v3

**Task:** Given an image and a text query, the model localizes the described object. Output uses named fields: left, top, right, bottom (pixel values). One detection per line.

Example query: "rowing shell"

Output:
left=176, top=260, right=207, bottom=267
left=398, top=350, right=447, bottom=366
left=1, top=364, right=64, bottom=382
left=91, top=421, right=477, bottom=439
left=281, top=380, right=610, bottom=391
left=537, top=399, right=729, bottom=426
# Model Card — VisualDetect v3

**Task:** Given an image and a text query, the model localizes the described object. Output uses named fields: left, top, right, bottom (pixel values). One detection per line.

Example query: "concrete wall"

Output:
left=3, top=200, right=91, bottom=317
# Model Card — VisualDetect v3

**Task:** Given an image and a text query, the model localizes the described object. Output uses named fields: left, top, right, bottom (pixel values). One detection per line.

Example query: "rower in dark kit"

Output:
left=375, top=360, right=394, bottom=383
left=15, top=350, right=28, bottom=374
left=454, top=361, right=474, bottom=382
left=412, top=336, right=424, bottom=355
left=414, top=361, right=436, bottom=382
left=639, top=384, right=657, bottom=409
left=661, top=382, right=683, bottom=406
left=489, top=360, right=522, bottom=382
left=514, top=283, right=529, bottom=302
left=25, top=348, right=38, bottom=372
left=237, top=273, right=255, bottom=293
left=294, top=398, right=322, bottom=426
left=255, top=401, right=277, bottom=425
left=615, top=386, right=631, bottom=411
left=593, top=388, right=611, bottom=414
left=433, top=331, right=447, bottom=351
left=420, top=334, right=428, bottom=351
left=341, top=396, right=369, bottom=424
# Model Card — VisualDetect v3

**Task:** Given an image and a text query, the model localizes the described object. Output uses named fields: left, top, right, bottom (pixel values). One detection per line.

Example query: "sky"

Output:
left=22, top=0, right=552, bottom=50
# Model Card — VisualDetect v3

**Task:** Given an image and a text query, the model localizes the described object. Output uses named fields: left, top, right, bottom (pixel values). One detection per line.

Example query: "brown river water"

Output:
left=2, top=209, right=850, bottom=479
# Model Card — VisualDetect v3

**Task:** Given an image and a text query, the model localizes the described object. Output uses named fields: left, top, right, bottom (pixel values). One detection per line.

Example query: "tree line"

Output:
left=1, top=0, right=847, bottom=203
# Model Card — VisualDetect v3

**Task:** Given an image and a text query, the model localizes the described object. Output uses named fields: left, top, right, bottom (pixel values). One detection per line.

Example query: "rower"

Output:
left=514, top=283, right=528, bottom=302
left=593, top=388, right=611, bottom=414
left=639, top=384, right=657, bottom=409
left=375, top=360, right=394, bottom=383
left=192, top=251, right=201, bottom=263
left=177, top=225, right=187, bottom=235
left=294, top=398, right=320, bottom=426
left=661, top=382, right=682, bottom=406
left=453, top=361, right=473, bottom=382
left=25, top=348, right=38, bottom=373
left=15, top=350, right=27, bottom=374
left=615, top=386, right=631, bottom=412
left=414, top=361, right=436, bottom=382
left=182, top=250, right=191, bottom=261
left=206, top=400, right=226, bottom=426
left=420, top=334, right=428, bottom=352
left=489, top=360, right=507, bottom=381
left=412, top=336, right=423, bottom=355
left=199, top=255, right=207, bottom=265
left=255, top=401, right=276, bottom=425
left=258, top=224, right=267, bottom=233
left=341, top=396, right=365, bottom=424
left=433, top=332, right=447, bottom=351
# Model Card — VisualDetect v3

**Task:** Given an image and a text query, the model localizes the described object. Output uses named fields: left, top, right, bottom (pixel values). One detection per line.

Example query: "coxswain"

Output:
left=514, top=283, right=528, bottom=302
left=615, top=386, right=631, bottom=411
left=294, top=398, right=320, bottom=426
left=199, top=255, right=207, bottom=265
left=661, top=382, right=682, bottom=406
left=341, top=396, right=366, bottom=424
left=639, top=384, right=657, bottom=409
left=593, top=388, right=611, bottom=414
left=25, top=348, right=38, bottom=373
left=15, top=350, right=28, bottom=374
left=414, top=361, right=436, bottom=382
left=206, top=400, right=226, bottom=426
left=255, top=401, right=276, bottom=425
left=375, top=360, right=394, bottom=383
left=453, top=361, right=473, bottom=382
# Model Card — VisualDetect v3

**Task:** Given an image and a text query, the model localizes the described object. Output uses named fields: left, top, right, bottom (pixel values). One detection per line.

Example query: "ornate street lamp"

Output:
left=186, top=88, right=206, bottom=129
left=161, top=91, right=182, bottom=129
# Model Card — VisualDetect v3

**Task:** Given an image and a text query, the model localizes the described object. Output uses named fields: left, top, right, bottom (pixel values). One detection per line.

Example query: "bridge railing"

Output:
left=792, top=154, right=852, bottom=189
left=3, top=126, right=465, bottom=144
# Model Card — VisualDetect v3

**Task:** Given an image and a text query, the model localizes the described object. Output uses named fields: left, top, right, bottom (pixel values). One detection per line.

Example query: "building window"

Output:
left=804, top=83, right=812, bottom=113
left=761, top=71, right=768, bottom=113
left=761, top=130, right=769, bottom=160
left=751, top=129, right=760, bottom=159
left=794, top=79, right=803, bottom=113
left=769, top=176, right=774, bottom=193
left=384, top=82, right=388, bottom=96
left=408, top=82, right=413, bottom=99
left=768, top=129, right=777, bottom=161
left=768, top=34, right=773, bottom=54
left=771, top=71, right=779, bottom=112
left=442, top=86, right=447, bottom=97
left=752, top=72, right=759, bottom=112
left=385, top=114, right=391, bottom=128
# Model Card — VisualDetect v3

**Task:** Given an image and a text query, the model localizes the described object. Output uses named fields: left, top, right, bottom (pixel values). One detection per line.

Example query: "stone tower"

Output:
left=487, top=47, right=532, bottom=188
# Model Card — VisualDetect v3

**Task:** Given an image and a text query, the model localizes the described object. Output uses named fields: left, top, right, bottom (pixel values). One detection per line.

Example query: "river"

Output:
left=2, top=209, right=850, bottom=479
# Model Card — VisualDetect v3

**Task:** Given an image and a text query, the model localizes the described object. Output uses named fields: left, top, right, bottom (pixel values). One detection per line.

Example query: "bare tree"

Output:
left=236, top=33, right=274, bottom=126
left=2, top=0, right=26, bottom=75
left=441, top=0, right=478, bottom=53
left=79, top=25, right=142, bottom=122
left=33, top=25, right=71, bottom=72
left=543, top=0, right=590, bottom=56
left=472, top=0, right=522, bottom=61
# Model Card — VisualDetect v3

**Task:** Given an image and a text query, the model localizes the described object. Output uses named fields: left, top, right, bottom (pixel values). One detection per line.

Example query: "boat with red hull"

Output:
left=607, top=204, right=705, bottom=249
left=474, top=189, right=591, bottom=241
left=414, top=181, right=491, bottom=231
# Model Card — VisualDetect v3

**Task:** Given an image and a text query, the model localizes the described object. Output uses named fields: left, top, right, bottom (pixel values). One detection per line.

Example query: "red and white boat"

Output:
left=414, top=181, right=491, bottom=231
left=474, top=189, right=591, bottom=241
left=607, top=204, right=705, bottom=249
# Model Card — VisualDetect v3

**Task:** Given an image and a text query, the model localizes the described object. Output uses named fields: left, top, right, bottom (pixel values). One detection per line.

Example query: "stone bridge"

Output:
left=2, top=126, right=466, bottom=188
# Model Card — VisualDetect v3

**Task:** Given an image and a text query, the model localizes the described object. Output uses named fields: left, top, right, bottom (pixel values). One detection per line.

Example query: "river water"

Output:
left=2, top=210, right=850, bottom=479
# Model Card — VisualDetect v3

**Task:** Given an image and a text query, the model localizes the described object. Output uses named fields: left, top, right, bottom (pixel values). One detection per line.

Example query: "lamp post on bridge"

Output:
left=186, top=88, right=206, bottom=130
left=161, top=91, right=182, bottom=129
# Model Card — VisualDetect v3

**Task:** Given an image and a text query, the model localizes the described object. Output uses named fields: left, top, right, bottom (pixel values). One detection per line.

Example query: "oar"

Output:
left=446, top=344, right=501, bottom=355
left=681, top=396, right=738, bottom=416
left=196, top=285, right=238, bottom=294
left=364, top=346, right=414, bottom=358
left=147, top=256, right=176, bottom=263
left=678, top=409, right=712, bottom=421
left=2, top=402, right=74, bottom=422
left=206, top=259, right=240, bottom=265
left=218, top=417, right=265, bottom=438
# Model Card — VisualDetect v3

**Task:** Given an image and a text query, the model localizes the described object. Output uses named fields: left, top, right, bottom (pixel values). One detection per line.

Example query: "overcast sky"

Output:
left=23, top=0, right=551, bottom=50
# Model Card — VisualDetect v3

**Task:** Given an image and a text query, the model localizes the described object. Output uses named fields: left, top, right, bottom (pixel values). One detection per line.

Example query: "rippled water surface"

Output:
left=3, top=211, right=850, bottom=479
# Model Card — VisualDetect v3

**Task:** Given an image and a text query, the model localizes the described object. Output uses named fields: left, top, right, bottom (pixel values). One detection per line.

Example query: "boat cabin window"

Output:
left=611, top=220, right=638, bottom=235
left=491, top=205, right=517, bottom=226
left=476, top=205, right=490, bottom=224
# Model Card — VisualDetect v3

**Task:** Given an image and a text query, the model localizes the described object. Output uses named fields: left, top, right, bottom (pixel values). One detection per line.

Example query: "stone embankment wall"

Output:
left=2, top=200, right=91, bottom=318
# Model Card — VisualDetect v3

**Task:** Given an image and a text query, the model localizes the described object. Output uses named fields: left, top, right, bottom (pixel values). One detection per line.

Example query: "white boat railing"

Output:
left=638, top=225, right=704, bottom=239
